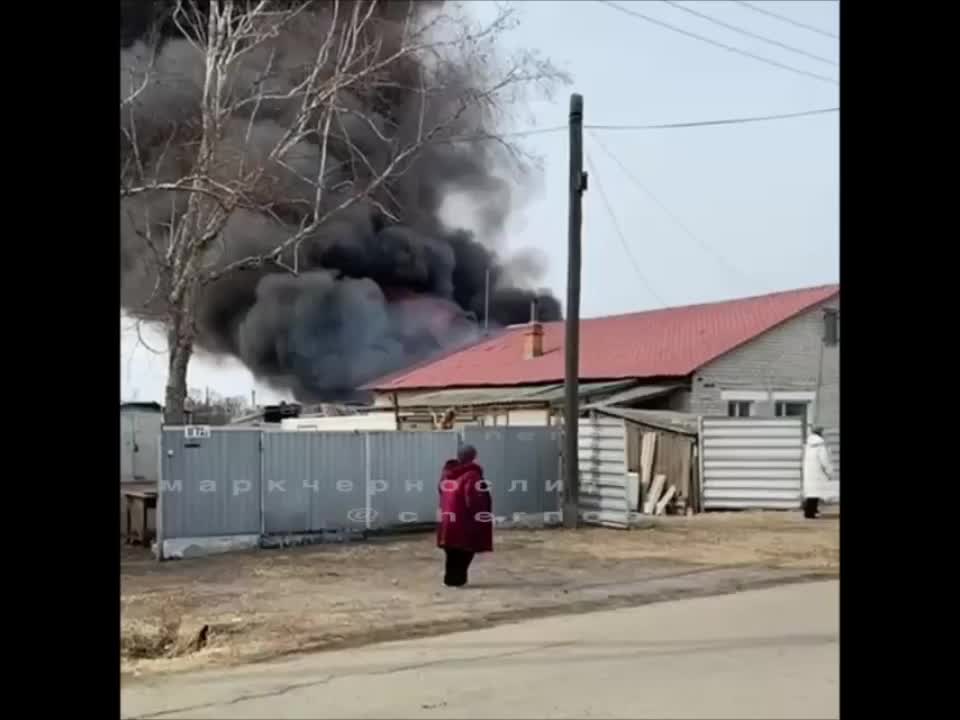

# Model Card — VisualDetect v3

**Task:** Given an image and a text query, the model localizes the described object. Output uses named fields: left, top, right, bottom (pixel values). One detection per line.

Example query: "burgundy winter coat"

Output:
left=436, top=459, right=493, bottom=553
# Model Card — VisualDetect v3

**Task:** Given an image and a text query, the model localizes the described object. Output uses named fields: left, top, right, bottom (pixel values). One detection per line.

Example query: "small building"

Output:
left=382, top=380, right=661, bottom=429
left=365, top=284, right=840, bottom=433
left=120, top=401, right=163, bottom=484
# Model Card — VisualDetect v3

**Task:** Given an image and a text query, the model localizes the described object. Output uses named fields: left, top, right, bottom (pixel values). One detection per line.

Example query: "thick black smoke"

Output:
left=120, top=1, right=561, bottom=401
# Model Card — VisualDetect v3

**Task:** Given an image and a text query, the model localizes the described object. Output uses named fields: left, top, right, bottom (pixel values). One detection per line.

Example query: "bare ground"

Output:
left=121, top=510, right=838, bottom=679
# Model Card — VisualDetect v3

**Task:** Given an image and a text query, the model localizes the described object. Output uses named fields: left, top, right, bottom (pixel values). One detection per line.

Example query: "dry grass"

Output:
left=548, top=510, right=840, bottom=570
left=121, top=511, right=837, bottom=678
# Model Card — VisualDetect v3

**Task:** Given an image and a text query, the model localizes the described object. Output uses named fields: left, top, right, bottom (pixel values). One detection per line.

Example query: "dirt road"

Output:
left=122, top=581, right=839, bottom=719
left=121, top=511, right=838, bottom=679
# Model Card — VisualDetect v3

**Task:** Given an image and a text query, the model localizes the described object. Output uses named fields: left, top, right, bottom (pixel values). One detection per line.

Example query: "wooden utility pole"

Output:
left=563, top=93, right=587, bottom=529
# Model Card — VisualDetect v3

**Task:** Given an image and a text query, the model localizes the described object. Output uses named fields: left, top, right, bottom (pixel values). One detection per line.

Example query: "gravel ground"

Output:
left=121, top=510, right=838, bottom=678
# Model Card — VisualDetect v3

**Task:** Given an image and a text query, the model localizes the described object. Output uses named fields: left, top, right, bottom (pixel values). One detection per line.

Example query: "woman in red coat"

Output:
left=437, top=444, right=493, bottom=587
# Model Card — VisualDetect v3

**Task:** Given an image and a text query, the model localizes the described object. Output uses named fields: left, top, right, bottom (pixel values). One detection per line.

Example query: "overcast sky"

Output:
left=120, top=0, right=839, bottom=404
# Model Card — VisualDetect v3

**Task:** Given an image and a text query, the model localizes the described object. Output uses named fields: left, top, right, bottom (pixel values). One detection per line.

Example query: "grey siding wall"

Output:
left=686, top=296, right=839, bottom=429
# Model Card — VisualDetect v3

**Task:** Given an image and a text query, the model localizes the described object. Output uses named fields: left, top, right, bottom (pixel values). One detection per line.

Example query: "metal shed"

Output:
left=120, top=402, right=162, bottom=484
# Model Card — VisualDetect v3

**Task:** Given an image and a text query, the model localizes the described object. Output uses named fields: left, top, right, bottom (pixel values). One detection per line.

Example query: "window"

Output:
left=775, top=401, right=809, bottom=425
left=728, top=401, right=752, bottom=417
left=823, top=309, right=840, bottom=346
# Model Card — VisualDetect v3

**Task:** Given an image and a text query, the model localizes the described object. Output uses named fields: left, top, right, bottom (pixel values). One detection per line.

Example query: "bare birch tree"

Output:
left=120, top=0, right=565, bottom=424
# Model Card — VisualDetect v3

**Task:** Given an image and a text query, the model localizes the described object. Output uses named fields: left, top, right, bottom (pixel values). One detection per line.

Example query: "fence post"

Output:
left=155, top=434, right=164, bottom=561
left=259, top=431, right=266, bottom=538
left=364, top=432, right=372, bottom=531
left=697, top=416, right=705, bottom=513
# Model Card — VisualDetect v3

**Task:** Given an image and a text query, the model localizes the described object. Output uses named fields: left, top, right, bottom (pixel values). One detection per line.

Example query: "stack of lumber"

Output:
left=638, top=433, right=679, bottom=515
left=642, top=473, right=679, bottom=516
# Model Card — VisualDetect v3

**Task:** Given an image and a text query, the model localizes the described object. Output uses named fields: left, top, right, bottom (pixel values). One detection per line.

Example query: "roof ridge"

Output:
left=367, top=283, right=840, bottom=391
left=538, top=283, right=840, bottom=326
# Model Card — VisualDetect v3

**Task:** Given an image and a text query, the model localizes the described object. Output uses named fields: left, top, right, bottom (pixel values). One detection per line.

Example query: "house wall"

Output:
left=682, top=296, right=840, bottom=428
left=280, top=412, right=397, bottom=431
left=506, top=408, right=551, bottom=426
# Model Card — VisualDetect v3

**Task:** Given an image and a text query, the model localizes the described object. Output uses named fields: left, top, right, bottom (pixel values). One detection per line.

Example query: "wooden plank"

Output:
left=678, top=437, right=693, bottom=503
left=643, top=473, right=667, bottom=514
left=655, top=486, right=677, bottom=515
left=640, top=433, right=657, bottom=491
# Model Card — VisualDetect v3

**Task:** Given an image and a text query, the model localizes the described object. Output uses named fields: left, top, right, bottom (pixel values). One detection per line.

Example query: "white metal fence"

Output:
left=700, top=417, right=805, bottom=510
left=577, top=414, right=631, bottom=528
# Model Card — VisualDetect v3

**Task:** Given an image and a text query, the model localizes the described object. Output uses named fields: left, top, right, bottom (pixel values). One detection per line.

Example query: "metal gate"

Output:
left=462, top=427, right=562, bottom=525
left=260, top=430, right=367, bottom=534
left=700, top=417, right=804, bottom=510
left=159, top=428, right=263, bottom=539
left=367, top=431, right=460, bottom=529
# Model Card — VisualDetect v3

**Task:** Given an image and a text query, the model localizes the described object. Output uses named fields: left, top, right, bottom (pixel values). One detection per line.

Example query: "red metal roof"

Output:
left=368, top=284, right=839, bottom=391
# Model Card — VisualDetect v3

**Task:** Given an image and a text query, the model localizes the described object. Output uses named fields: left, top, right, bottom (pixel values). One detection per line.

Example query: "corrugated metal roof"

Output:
left=396, top=380, right=634, bottom=408
left=584, top=384, right=683, bottom=407
left=367, top=285, right=839, bottom=391
left=591, top=407, right=700, bottom=436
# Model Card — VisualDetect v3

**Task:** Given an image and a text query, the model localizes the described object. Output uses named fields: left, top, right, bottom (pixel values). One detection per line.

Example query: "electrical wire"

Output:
left=586, top=106, right=837, bottom=131
left=598, top=1, right=838, bottom=86
left=588, top=129, right=749, bottom=287
left=735, top=1, right=838, bottom=40
left=448, top=107, right=838, bottom=144
left=662, top=1, right=837, bottom=66
left=584, top=151, right=667, bottom=307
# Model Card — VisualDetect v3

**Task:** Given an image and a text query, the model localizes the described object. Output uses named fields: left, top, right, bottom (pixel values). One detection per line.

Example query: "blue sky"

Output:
left=120, top=0, right=839, bottom=403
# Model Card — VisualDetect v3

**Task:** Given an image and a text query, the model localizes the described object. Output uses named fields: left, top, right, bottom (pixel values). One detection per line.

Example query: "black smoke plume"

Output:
left=120, top=1, right=561, bottom=401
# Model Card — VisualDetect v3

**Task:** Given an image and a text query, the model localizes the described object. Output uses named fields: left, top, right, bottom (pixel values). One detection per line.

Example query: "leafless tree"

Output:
left=121, top=0, right=565, bottom=424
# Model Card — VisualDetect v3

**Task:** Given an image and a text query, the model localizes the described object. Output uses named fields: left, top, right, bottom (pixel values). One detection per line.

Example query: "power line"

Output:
left=662, top=1, right=837, bottom=66
left=587, top=106, right=838, bottom=131
left=598, top=1, right=838, bottom=86
left=735, top=1, right=838, bottom=40
left=584, top=151, right=667, bottom=307
left=451, top=107, right=838, bottom=144
left=588, top=129, right=748, bottom=287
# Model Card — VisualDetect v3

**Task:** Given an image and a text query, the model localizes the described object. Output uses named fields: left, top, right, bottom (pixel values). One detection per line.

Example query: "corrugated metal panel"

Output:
left=590, top=407, right=699, bottom=436
left=395, top=381, right=634, bottom=408
left=463, top=427, right=562, bottom=524
left=281, top=412, right=397, bottom=432
left=160, top=429, right=262, bottom=538
left=525, top=380, right=636, bottom=403
left=261, top=431, right=367, bottom=533
left=578, top=414, right=630, bottom=528
left=701, top=417, right=804, bottom=510
left=367, top=431, right=459, bottom=528
left=824, top=428, right=840, bottom=486
left=582, top=384, right=683, bottom=409
left=158, top=426, right=565, bottom=544
left=398, top=386, right=554, bottom=407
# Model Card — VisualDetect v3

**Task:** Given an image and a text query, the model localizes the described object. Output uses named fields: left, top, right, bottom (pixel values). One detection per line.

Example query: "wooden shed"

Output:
left=589, top=406, right=702, bottom=515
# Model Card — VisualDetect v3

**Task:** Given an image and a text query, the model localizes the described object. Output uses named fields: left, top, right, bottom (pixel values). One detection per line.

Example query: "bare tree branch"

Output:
left=120, top=0, right=567, bottom=422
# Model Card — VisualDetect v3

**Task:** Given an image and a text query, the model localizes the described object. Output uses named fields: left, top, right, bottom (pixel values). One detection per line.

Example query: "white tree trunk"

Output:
left=163, top=310, right=194, bottom=425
